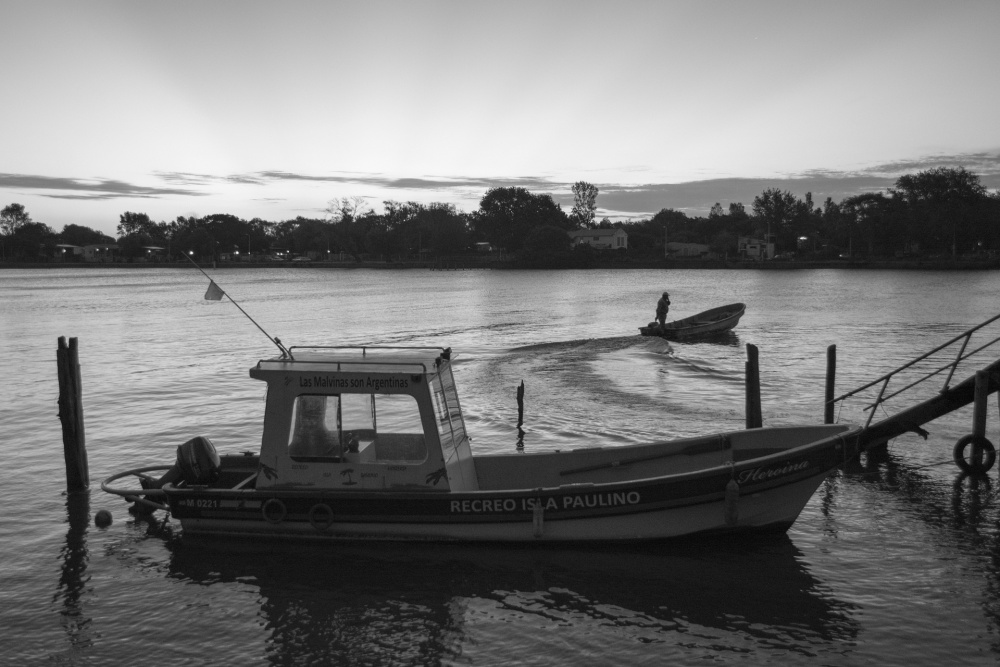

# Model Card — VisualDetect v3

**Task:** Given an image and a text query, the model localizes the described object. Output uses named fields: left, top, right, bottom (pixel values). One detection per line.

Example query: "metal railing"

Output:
left=256, top=345, right=452, bottom=374
left=831, top=311, right=1000, bottom=429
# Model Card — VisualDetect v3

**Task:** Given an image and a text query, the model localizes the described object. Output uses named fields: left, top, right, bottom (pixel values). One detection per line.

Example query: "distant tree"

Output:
left=709, top=203, right=724, bottom=218
left=650, top=208, right=689, bottom=249
left=288, top=217, right=330, bottom=255
left=752, top=188, right=802, bottom=250
left=651, top=208, right=688, bottom=227
left=710, top=230, right=737, bottom=258
left=60, top=224, right=114, bottom=246
left=118, top=233, right=155, bottom=259
left=117, top=211, right=154, bottom=238
left=1, top=203, right=31, bottom=236
left=175, top=227, right=217, bottom=260
left=525, top=225, right=571, bottom=253
left=892, top=167, right=987, bottom=203
left=323, top=198, right=374, bottom=259
left=474, top=187, right=568, bottom=253
left=752, top=189, right=797, bottom=227
left=570, top=181, right=598, bottom=229
left=728, top=202, right=747, bottom=218
left=355, top=202, right=415, bottom=258
left=891, top=167, right=990, bottom=256
left=840, top=192, right=894, bottom=257
left=381, top=200, right=423, bottom=256
left=617, top=218, right=660, bottom=258
left=200, top=213, right=249, bottom=253
left=325, top=196, right=371, bottom=223
left=9, top=221, right=56, bottom=259
left=271, top=219, right=298, bottom=253
left=413, top=203, right=469, bottom=255
left=246, top=218, right=274, bottom=255
left=515, top=225, right=579, bottom=267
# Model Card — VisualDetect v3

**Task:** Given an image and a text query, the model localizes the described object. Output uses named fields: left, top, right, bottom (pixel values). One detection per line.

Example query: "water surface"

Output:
left=2, top=267, right=999, bottom=665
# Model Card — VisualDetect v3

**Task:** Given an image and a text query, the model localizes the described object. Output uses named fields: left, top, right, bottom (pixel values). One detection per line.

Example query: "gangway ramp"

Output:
left=829, top=311, right=1000, bottom=470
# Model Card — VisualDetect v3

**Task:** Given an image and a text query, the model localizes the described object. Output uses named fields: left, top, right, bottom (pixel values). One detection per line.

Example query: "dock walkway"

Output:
left=828, top=312, right=1000, bottom=472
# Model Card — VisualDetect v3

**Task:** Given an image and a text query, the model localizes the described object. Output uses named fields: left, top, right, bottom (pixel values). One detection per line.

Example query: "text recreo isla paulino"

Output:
left=450, top=491, right=641, bottom=514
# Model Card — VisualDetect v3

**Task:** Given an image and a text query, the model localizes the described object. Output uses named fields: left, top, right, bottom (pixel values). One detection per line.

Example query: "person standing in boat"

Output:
left=655, top=292, right=670, bottom=329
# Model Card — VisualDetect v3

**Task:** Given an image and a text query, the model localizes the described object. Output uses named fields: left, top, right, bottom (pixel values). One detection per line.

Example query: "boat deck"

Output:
left=197, top=426, right=850, bottom=494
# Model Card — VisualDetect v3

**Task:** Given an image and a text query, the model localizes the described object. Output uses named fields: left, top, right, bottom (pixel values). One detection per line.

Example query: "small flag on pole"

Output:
left=204, top=280, right=225, bottom=301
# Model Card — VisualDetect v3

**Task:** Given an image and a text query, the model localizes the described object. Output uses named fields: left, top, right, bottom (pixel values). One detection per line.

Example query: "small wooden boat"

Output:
left=103, top=344, right=860, bottom=543
left=640, top=302, right=746, bottom=340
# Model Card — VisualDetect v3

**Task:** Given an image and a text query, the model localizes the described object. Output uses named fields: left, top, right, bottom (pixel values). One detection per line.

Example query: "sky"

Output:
left=2, top=0, right=999, bottom=237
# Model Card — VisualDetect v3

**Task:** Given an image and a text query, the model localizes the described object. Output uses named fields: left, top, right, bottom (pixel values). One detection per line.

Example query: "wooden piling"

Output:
left=745, top=343, right=762, bottom=429
left=57, top=337, right=89, bottom=492
left=516, top=380, right=525, bottom=450
left=825, top=345, right=836, bottom=424
left=973, top=371, right=988, bottom=437
left=972, top=370, right=989, bottom=467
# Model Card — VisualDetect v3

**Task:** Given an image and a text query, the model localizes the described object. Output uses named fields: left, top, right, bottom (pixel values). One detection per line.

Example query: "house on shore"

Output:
left=568, top=228, right=628, bottom=250
left=82, top=244, right=119, bottom=262
left=665, top=241, right=716, bottom=259
left=738, top=236, right=774, bottom=261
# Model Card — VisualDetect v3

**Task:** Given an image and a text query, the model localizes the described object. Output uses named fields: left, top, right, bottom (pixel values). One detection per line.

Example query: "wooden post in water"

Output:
left=745, top=343, right=762, bottom=429
left=516, top=380, right=525, bottom=450
left=57, top=337, right=89, bottom=492
left=972, top=370, right=989, bottom=468
left=825, top=345, right=837, bottom=424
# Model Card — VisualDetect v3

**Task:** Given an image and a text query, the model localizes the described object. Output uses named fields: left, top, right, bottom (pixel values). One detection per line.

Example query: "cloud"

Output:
left=593, top=151, right=1000, bottom=216
left=0, top=173, right=205, bottom=199
left=250, top=170, right=559, bottom=192
left=854, top=152, right=1000, bottom=178
left=595, top=176, right=897, bottom=217
left=6, top=149, right=997, bottom=223
left=237, top=151, right=1000, bottom=218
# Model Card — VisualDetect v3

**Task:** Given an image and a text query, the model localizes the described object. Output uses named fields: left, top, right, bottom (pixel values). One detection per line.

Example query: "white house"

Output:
left=738, top=236, right=774, bottom=261
left=665, top=241, right=713, bottom=259
left=568, top=228, right=628, bottom=250
left=82, top=244, right=119, bottom=262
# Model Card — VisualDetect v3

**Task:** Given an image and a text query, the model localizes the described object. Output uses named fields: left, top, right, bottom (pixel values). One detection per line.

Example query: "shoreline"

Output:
left=3, top=258, right=999, bottom=271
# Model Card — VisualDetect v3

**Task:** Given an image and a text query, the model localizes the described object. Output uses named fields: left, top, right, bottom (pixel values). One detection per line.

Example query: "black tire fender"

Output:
left=953, top=435, right=996, bottom=474
left=262, top=498, right=287, bottom=524
left=308, top=503, right=334, bottom=532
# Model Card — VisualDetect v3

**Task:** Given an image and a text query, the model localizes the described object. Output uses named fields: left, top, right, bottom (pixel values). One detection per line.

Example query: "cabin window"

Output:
left=288, top=394, right=341, bottom=458
left=344, top=393, right=426, bottom=463
left=431, top=367, right=467, bottom=458
left=289, top=392, right=426, bottom=463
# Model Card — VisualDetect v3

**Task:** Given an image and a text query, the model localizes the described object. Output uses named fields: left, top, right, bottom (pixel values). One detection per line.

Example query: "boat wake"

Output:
left=460, top=335, right=748, bottom=451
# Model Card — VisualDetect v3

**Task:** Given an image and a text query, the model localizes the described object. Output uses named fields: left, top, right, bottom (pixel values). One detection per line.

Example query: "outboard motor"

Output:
left=148, top=436, right=222, bottom=488
left=176, top=435, right=222, bottom=484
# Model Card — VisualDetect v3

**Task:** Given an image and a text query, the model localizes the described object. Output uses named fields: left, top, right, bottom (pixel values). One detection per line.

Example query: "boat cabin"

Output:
left=249, top=346, right=477, bottom=492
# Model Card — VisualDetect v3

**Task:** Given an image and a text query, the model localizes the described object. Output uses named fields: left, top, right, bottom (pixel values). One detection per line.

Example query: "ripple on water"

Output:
left=4, top=268, right=1000, bottom=665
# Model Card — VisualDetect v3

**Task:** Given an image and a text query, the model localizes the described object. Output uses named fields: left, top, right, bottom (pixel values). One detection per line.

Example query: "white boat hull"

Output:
left=178, top=473, right=819, bottom=542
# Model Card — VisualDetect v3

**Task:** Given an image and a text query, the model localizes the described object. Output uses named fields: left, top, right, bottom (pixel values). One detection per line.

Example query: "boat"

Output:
left=103, top=344, right=861, bottom=543
left=639, top=302, right=746, bottom=340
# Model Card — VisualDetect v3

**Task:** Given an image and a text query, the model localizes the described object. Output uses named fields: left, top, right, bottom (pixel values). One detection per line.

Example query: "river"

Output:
left=2, top=266, right=999, bottom=665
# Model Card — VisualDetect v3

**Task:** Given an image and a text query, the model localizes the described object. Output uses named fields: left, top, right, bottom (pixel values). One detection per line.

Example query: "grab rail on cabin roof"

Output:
left=286, top=345, right=450, bottom=356
left=256, top=345, right=452, bottom=374
left=257, top=358, right=434, bottom=374
left=831, top=311, right=1000, bottom=429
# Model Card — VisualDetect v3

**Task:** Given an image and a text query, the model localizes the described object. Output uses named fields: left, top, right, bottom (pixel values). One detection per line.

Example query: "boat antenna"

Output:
left=183, top=253, right=291, bottom=358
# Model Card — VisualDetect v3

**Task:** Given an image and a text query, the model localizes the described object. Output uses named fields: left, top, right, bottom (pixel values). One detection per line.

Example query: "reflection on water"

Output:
left=820, top=448, right=1000, bottom=658
left=6, top=267, right=1000, bottom=664
left=157, top=533, right=858, bottom=665
left=55, top=493, right=94, bottom=651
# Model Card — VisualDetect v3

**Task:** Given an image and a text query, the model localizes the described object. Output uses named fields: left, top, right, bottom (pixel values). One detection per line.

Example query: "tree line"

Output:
left=2, top=167, right=998, bottom=264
